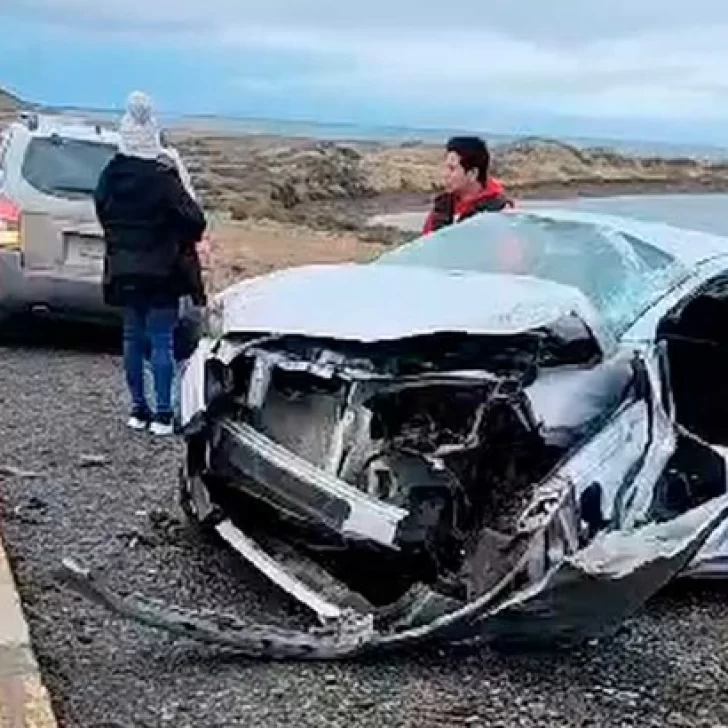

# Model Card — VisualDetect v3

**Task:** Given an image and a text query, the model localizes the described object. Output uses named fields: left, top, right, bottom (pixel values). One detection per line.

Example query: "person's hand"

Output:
left=195, top=233, right=212, bottom=269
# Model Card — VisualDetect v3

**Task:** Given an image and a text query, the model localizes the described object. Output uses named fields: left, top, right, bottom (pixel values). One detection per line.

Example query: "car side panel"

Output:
left=622, top=257, right=728, bottom=577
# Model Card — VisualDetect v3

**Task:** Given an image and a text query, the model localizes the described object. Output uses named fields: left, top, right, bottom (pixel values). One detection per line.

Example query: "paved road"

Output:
left=1, top=332, right=728, bottom=727
left=367, top=193, right=728, bottom=236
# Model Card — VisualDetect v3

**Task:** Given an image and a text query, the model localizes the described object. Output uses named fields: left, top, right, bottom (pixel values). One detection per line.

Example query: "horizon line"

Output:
left=22, top=102, right=728, bottom=152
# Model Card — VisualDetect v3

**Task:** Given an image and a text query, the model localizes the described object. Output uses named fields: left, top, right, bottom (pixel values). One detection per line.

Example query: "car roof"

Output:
left=5, top=112, right=185, bottom=170
left=509, top=207, right=728, bottom=268
left=9, top=113, right=120, bottom=147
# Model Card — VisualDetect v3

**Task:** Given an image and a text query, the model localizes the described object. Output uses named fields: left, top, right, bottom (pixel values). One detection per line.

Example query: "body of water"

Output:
left=528, top=193, right=728, bottom=236
left=53, top=106, right=728, bottom=161
left=173, top=115, right=728, bottom=160
left=371, top=193, right=728, bottom=237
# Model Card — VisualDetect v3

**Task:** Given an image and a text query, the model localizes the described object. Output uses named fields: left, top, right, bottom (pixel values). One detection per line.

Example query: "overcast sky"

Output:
left=2, top=1, right=727, bottom=143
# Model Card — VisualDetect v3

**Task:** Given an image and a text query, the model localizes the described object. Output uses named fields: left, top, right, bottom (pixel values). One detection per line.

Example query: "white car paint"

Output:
left=183, top=208, right=728, bottom=578
left=209, top=262, right=608, bottom=346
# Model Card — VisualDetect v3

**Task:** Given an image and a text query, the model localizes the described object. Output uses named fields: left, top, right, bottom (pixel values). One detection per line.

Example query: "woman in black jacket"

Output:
left=94, top=91, right=207, bottom=436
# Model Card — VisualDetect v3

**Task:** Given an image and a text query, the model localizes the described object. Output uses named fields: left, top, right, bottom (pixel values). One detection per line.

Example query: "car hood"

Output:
left=210, top=263, right=608, bottom=346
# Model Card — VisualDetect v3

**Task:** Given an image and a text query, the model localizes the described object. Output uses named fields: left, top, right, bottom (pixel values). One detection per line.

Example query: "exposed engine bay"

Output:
left=182, top=318, right=640, bottom=615
left=56, top=313, right=728, bottom=659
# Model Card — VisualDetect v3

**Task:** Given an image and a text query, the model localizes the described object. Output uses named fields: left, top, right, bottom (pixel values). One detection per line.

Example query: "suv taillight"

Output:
left=0, top=197, right=20, bottom=249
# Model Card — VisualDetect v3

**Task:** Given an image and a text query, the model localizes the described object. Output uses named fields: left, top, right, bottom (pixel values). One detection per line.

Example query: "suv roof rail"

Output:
left=16, top=112, right=119, bottom=141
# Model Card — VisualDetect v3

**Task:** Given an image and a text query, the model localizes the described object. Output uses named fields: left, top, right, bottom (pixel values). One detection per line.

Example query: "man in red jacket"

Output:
left=423, top=136, right=514, bottom=234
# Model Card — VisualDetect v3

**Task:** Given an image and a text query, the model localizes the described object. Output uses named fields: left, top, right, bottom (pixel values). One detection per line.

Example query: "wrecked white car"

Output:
left=62, top=209, right=728, bottom=659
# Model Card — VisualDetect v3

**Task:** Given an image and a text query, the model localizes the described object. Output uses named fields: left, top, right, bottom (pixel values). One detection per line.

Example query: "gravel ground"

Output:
left=2, top=328, right=728, bottom=727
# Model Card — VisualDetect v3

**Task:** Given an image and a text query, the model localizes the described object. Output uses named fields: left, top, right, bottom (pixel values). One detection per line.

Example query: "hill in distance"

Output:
left=0, top=86, right=27, bottom=113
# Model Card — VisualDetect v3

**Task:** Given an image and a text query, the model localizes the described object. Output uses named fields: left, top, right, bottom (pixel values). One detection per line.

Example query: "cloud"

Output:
left=5, top=0, right=728, bottom=126
left=220, top=23, right=728, bottom=122
left=6, top=0, right=724, bottom=37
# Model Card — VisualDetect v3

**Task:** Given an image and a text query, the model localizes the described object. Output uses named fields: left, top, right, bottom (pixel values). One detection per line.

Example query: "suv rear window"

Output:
left=21, top=136, right=117, bottom=200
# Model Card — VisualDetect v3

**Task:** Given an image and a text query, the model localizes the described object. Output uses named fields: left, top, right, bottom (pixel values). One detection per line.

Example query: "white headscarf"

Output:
left=118, top=91, right=162, bottom=159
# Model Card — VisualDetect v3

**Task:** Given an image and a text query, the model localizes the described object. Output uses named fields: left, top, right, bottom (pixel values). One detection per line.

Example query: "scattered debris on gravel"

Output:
left=2, top=333, right=728, bottom=727
left=0, top=463, right=44, bottom=478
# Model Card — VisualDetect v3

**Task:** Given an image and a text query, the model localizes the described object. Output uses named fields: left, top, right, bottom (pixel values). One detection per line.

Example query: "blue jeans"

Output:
left=144, top=360, right=182, bottom=423
left=122, top=305, right=179, bottom=419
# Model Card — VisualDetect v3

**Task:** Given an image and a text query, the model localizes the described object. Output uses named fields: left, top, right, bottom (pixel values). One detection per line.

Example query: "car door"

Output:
left=632, top=264, right=728, bottom=577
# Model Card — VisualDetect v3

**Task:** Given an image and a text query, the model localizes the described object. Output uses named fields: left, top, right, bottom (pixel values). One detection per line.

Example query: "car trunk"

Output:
left=14, top=209, right=106, bottom=316
left=21, top=209, right=104, bottom=271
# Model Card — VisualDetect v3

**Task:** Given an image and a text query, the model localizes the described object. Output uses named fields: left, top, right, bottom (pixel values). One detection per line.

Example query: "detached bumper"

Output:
left=209, top=419, right=408, bottom=548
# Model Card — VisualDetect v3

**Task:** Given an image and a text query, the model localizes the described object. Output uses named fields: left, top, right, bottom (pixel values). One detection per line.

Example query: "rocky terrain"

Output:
left=159, top=130, right=728, bottom=278
left=0, top=85, right=24, bottom=126
left=168, top=130, right=728, bottom=236
left=0, top=85, right=22, bottom=109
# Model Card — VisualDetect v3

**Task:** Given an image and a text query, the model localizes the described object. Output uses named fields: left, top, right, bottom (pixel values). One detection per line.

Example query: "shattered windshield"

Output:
left=375, top=213, right=690, bottom=334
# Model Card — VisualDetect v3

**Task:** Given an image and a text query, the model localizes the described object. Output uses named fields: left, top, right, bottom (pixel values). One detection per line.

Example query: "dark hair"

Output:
left=446, top=136, right=490, bottom=184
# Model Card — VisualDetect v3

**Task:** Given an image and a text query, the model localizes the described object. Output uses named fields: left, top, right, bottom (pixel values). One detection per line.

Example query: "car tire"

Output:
left=0, top=311, right=12, bottom=341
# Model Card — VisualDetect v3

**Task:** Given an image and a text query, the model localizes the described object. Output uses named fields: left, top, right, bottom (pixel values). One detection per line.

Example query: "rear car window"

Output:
left=21, top=136, right=117, bottom=200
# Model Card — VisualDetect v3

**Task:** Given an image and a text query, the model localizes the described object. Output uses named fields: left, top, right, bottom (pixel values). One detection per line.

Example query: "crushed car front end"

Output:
left=58, top=262, right=728, bottom=658
left=166, top=264, right=728, bottom=653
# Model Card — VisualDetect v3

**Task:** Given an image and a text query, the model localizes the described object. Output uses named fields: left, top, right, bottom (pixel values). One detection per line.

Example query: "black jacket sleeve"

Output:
left=161, top=168, right=207, bottom=245
left=159, top=167, right=208, bottom=306
left=178, top=245, right=207, bottom=306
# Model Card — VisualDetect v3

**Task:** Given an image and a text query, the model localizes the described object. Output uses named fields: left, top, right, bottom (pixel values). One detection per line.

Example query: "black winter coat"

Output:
left=94, top=154, right=207, bottom=308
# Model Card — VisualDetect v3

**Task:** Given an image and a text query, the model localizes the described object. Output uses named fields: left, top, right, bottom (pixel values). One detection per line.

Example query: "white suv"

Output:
left=0, top=111, right=194, bottom=326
